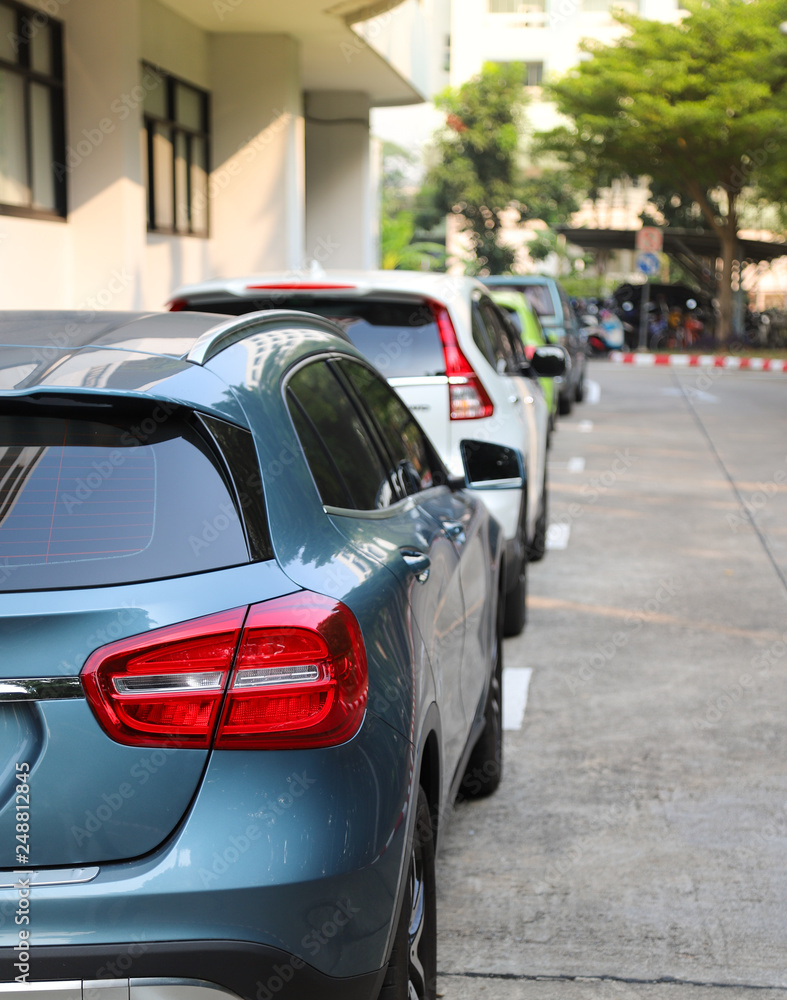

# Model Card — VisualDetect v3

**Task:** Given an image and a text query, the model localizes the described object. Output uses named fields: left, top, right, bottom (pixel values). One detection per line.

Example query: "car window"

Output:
left=286, top=360, right=396, bottom=510
left=471, top=305, right=496, bottom=367
left=559, top=288, right=575, bottom=327
left=0, top=408, right=251, bottom=592
left=198, top=295, right=447, bottom=379
left=336, top=359, right=443, bottom=497
left=478, top=299, right=522, bottom=374
left=520, top=284, right=556, bottom=322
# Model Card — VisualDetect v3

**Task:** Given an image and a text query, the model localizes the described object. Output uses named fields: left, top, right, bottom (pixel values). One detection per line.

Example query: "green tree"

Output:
left=537, top=0, right=787, bottom=341
left=380, top=141, right=446, bottom=270
left=424, top=62, right=530, bottom=273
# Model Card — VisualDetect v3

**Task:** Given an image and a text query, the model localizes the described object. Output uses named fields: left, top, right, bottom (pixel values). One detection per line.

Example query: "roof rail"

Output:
left=186, top=309, right=352, bottom=365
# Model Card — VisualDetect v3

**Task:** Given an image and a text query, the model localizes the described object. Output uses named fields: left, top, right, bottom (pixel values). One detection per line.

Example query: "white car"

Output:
left=168, top=270, right=565, bottom=635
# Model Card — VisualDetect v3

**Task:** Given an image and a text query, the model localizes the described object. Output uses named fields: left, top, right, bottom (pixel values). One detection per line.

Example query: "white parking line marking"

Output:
left=503, top=667, right=532, bottom=731
left=567, top=457, right=586, bottom=473
left=578, top=420, right=594, bottom=433
left=546, top=522, right=571, bottom=549
left=586, top=380, right=601, bottom=405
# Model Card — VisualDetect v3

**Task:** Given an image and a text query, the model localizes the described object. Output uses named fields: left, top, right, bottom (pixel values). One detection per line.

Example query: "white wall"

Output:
left=1, top=0, right=147, bottom=311
left=305, top=91, right=374, bottom=270
left=207, top=34, right=304, bottom=279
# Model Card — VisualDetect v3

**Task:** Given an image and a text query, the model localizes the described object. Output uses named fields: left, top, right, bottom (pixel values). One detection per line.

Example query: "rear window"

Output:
left=483, top=282, right=556, bottom=321
left=183, top=296, right=447, bottom=379
left=518, top=285, right=556, bottom=322
left=0, top=406, right=253, bottom=591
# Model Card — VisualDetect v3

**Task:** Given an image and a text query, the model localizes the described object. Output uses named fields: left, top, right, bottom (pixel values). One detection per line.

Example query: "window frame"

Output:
left=0, top=0, right=66, bottom=221
left=142, top=61, right=211, bottom=238
left=284, top=353, right=450, bottom=515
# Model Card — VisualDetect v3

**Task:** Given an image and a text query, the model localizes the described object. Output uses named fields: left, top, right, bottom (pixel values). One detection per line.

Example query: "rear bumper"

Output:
left=0, top=944, right=385, bottom=1000
left=0, top=715, right=412, bottom=983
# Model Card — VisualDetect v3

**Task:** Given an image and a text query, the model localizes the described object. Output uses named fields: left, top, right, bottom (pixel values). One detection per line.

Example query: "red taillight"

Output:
left=81, top=594, right=368, bottom=751
left=429, top=299, right=494, bottom=420
left=167, top=298, right=187, bottom=312
left=245, top=283, right=357, bottom=291
left=215, top=592, right=367, bottom=749
left=81, top=608, right=246, bottom=748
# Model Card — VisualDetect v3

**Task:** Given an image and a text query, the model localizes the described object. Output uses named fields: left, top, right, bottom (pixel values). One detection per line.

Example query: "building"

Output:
left=0, top=0, right=447, bottom=310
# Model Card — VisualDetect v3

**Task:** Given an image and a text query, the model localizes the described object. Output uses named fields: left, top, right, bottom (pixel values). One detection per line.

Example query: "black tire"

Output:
left=502, top=549, right=527, bottom=636
left=458, top=618, right=503, bottom=800
left=528, top=475, right=548, bottom=563
left=378, top=786, right=437, bottom=1000
left=558, top=389, right=572, bottom=416
left=574, top=373, right=585, bottom=403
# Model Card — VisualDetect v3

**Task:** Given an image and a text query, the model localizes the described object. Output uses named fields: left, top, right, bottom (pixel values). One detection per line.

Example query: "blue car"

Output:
left=0, top=310, right=516, bottom=1000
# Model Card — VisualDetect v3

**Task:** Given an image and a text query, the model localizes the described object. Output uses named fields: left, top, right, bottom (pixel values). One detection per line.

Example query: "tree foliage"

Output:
left=380, top=141, right=446, bottom=271
left=425, top=62, right=528, bottom=273
left=422, top=62, right=581, bottom=274
left=537, top=0, right=787, bottom=340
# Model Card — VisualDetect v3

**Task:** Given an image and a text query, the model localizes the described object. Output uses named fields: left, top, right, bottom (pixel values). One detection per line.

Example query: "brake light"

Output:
left=167, top=298, right=187, bottom=312
left=245, top=283, right=357, bottom=291
left=81, top=608, right=246, bottom=748
left=81, top=594, right=367, bottom=750
left=429, top=300, right=494, bottom=420
left=215, top=592, right=367, bottom=749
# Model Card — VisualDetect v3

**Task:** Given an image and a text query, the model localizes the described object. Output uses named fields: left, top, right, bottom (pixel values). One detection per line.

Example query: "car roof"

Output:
left=481, top=275, right=559, bottom=288
left=0, top=310, right=351, bottom=359
left=171, top=270, right=488, bottom=307
left=0, top=309, right=355, bottom=402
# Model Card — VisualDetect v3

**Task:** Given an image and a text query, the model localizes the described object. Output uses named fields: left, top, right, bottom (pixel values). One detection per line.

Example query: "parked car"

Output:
left=480, top=275, right=586, bottom=415
left=168, top=271, right=565, bottom=634
left=0, top=309, right=522, bottom=1000
left=487, top=287, right=564, bottom=439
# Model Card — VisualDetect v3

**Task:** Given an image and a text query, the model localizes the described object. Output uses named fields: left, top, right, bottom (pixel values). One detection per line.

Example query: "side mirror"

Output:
left=530, top=345, right=567, bottom=378
left=454, top=440, right=525, bottom=490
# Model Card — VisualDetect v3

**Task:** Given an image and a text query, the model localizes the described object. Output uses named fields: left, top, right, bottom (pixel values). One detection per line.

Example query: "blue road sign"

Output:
left=636, top=252, right=661, bottom=276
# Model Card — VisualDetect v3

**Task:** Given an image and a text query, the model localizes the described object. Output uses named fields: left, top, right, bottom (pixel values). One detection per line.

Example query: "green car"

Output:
left=489, top=288, right=562, bottom=437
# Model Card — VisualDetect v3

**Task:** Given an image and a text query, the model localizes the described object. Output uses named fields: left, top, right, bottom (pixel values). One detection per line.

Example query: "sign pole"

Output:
left=638, top=281, right=650, bottom=351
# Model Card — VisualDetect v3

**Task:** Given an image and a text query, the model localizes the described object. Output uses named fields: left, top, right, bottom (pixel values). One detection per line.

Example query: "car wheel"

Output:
left=502, top=548, right=527, bottom=636
left=529, top=475, right=548, bottom=563
left=458, top=614, right=503, bottom=800
left=575, top=373, right=585, bottom=403
left=378, top=785, right=437, bottom=1000
left=558, top=388, right=572, bottom=416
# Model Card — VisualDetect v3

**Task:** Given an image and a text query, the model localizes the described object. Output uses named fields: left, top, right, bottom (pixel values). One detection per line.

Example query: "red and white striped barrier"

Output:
left=608, top=352, right=787, bottom=372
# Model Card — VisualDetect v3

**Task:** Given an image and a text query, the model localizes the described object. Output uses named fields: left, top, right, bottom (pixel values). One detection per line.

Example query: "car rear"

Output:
left=0, top=323, right=404, bottom=1000
left=482, top=275, right=586, bottom=413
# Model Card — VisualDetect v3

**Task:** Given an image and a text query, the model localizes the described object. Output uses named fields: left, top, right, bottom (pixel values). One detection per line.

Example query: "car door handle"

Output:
left=400, top=549, right=431, bottom=583
left=441, top=520, right=466, bottom=544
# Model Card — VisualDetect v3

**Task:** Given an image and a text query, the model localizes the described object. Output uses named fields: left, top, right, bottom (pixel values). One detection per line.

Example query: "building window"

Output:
left=493, top=61, right=544, bottom=87
left=487, top=0, right=546, bottom=12
left=583, top=0, right=640, bottom=10
left=0, top=0, right=66, bottom=220
left=524, top=61, right=543, bottom=86
left=142, top=63, right=210, bottom=237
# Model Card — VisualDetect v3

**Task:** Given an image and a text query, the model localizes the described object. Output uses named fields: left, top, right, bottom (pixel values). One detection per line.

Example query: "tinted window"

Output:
left=181, top=296, right=446, bottom=379
left=519, top=285, right=556, bottom=321
left=338, top=361, right=441, bottom=496
left=287, top=361, right=395, bottom=510
left=198, top=414, right=272, bottom=562
left=478, top=300, right=521, bottom=374
left=0, top=409, right=249, bottom=591
left=471, top=306, right=496, bottom=366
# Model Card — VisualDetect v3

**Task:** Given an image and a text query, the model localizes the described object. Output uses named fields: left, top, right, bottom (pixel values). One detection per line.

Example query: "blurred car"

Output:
left=487, top=287, right=563, bottom=438
left=0, top=309, right=517, bottom=1000
left=480, top=275, right=587, bottom=415
left=168, top=271, right=565, bottom=633
left=611, top=282, right=715, bottom=349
